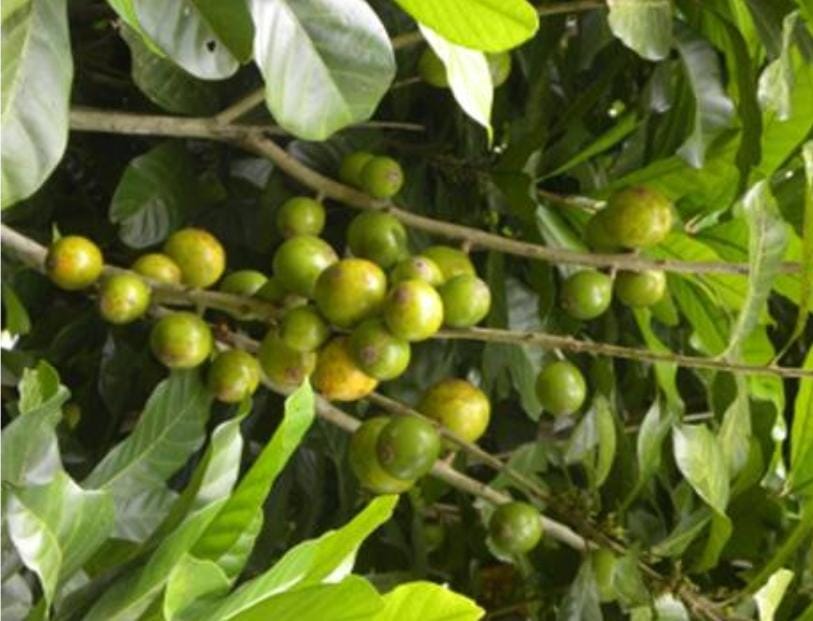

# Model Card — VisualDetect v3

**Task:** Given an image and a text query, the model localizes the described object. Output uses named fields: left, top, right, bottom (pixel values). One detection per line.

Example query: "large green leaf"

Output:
left=754, top=568, right=795, bottom=621
left=633, top=402, right=675, bottom=496
left=784, top=141, right=813, bottom=351
left=717, top=376, right=752, bottom=479
left=1, top=0, right=73, bottom=208
left=188, top=0, right=254, bottom=63
left=373, top=581, right=484, bottom=621
left=789, top=348, right=813, bottom=495
left=758, top=12, right=800, bottom=121
left=163, top=555, right=230, bottom=621
left=633, top=309, right=684, bottom=414
left=248, top=0, right=395, bottom=140
left=672, top=424, right=729, bottom=514
left=607, top=0, right=673, bottom=61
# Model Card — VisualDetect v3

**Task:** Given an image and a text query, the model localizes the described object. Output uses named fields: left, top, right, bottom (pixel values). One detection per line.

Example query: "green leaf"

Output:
left=789, top=348, right=813, bottom=495
left=758, top=12, right=800, bottom=121
left=667, top=276, right=729, bottom=356
left=606, top=0, right=672, bottom=60
left=672, top=424, right=729, bottom=514
left=718, top=376, right=752, bottom=478
left=248, top=0, right=395, bottom=141
left=611, top=551, right=650, bottom=608
left=651, top=508, right=712, bottom=557
left=566, top=396, right=616, bottom=488
left=632, top=310, right=684, bottom=414
left=557, top=559, right=601, bottom=621
left=2, top=572, right=32, bottom=620
left=373, top=581, right=484, bottom=621
left=1, top=283, right=30, bottom=335
left=635, top=401, right=676, bottom=492
left=1, top=0, right=73, bottom=208
left=163, top=555, right=230, bottom=621
left=188, top=0, right=254, bottom=63
left=694, top=511, right=732, bottom=571
left=654, top=594, right=690, bottom=620
left=754, top=568, right=794, bottom=621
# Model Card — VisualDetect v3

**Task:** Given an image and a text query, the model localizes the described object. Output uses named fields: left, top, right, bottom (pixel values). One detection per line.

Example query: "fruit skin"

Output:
left=132, top=253, right=182, bottom=285
left=584, top=211, right=622, bottom=253
left=487, top=52, right=512, bottom=87
left=347, top=212, right=409, bottom=269
left=258, top=331, right=316, bottom=389
left=383, top=279, right=444, bottom=342
left=439, top=274, right=491, bottom=328
left=150, top=312, right=213, bottom=369
left=418, top=47, right=448, bottom=88
left=349, top=417, right=414, bottom=494
left=489, top=501, right=543, bottom=555
left=163, top=228, right=226, bottom=288
left=360, top=156, right=404, bottom=199
left=279, top=306, right=330, bottom=353
left=348, top=318, right=411, bottom=381
left=45, top=235, right=103, bottom=290
left=560, top=270, right=613, bottom=320
left=591, top=549, right=617, bottom=603
left=614, top=270, right=666, bottom=307
left=418, top=378, right=490, bottom=444
left=312, top=337, right=377, bottom=401
left=535, top=361, right=586, bottom=416
left=390, top=255, right=444, bottom=287
left=272, top=235, right=338, bottom=298
left=255, top=276, right=288, bottom=303
left=98, top=274, right=151, bottom=324
left=421, top=246, right=475, bottom=282
left=207, top=349, right=261, bottom=403
left=219, top=270, right=268, bottom=296
left=603, top=186, right=673, bottom=248
left=276, top=196, right=326, bottom=238
left=377, top=416, right=441, bottom=480
left=339, top=151, right=374, bottom=188
left=314, top=258, right=387, bottom=328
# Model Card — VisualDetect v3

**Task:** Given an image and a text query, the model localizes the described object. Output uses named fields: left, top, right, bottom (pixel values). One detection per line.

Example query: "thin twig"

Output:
left=214, top=89, right=266, bottom=125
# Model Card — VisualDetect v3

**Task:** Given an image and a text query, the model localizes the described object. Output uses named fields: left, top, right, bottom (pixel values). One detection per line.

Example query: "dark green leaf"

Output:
left=189, top=0, right=254, bottom=63
left=1, top=283, right=30, bottom=336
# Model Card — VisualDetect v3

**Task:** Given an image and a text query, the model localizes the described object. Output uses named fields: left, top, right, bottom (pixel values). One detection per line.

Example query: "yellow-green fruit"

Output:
left=390, top=255, right=444, bottom=287
left=279, top=306, right=330, bottom=352
left=592, top=549, right=617, bottom=603
left=383, top=279, right=444, bottom=342
left=603, top=186, right=673, bottom=248
left=614, top=270, right=666, bottom=307
left=418, top=378, right=490, bottom=443
left=339, top=151, right=375, bottom=188
left=535, top=361, right=586, bottom=416
left=439, top=274, right=491, bottom=327
left=255, top=276, right=288, bottom=303
left=421, top=246, right=475, bottom=282
left=276, top=196, right=326, bottom=238
left=418, top=47, right=448, bottom=88
left=45, top=235, right=103, bottom=290
left=584, top=211, right=622, bottom=253
left=312, top=337, right=378, bottom=402
left=207, top=349, right=261, bottom=403
left=560, top=270, right=613, bottom=320
left=348, top=318, right=411, bottom=381
left=376, top=416, right=441, bottom=480
left=258, top=331, right=316, bottom=389
left=489, top=501, right=543, bottom=555
left=487, top=52, right=512, bottom=88
left=163, top=228, right=226, bottom=288
left=131, top=253, right=182, bottom=285
left=150, top=312, right=213, bottom=369
left=360, top=156, right=404, bottom=199
left=219, top=270, right=268, bottom=296
left=314, top=258, right=387, bottom=328
left=272, top=235, right=338, bottom=298
left=98, top=274, right=151, bottom=324
left=347, top=212, right=409, bottom=269
left=349, top=417, right=414, bottom=494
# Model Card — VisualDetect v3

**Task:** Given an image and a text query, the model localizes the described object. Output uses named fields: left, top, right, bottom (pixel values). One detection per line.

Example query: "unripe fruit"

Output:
left=418, top=378, right=490, bottom=444
left=45, top=235, right=103, bottom=290
left=347, top=212, right=409, bottom=269
left=360, top=156, right=404, bottom=199
left=163, top=228, right=226, bottom=288
left=150, top=312, right=213, bottom=369
left=348, top=318, right=411, bottom=381
left=255, top=276, right=288, bottom=303
left=131, top=253, right=182, bottom=285
left=614, top=270, right=666, bottom=307
left=488, top=52, right=512, bottom=88
left=603, top=186, right=673, bottom=248
left=584, top=211, right=621, bottom=253
left=421, top=246, right=475, bottom=282
left=391, top=255, right=444, bottom=287
left=339, top=151, right=375, bottom=188
left=561, top=270, right=612, bottom=320
left=383, top=279, right=444, bottom=342
left=276, top=196, right=326, bottom=238
left=377, top=416, right=441, bottom=480
left=349, top=417, right=414, bottom=494
left=258, top=331, right=316, bottom=389
left=219, top=270, right=268, bottom=296
left=312, top=337, right=377, bottom=401
left=207, top=349, right=261, bottom=403
left=535, top=360, right=586, bottom=416
left=418, top=47, right=448, bottom=88
left=98, top=274, right=151, bottom=324
left=439, top=274, right=491, bottom=327
left=489, top=501, right=543, bottom=555
left=591, top=549, right=617, bottom=603
left=314, top=258, right=387, bottom=328
left=273, top=235, right=338, bottom=298
left=424, top=522, right=446, bottom=552
left=279, top=306, right=330, bottom=353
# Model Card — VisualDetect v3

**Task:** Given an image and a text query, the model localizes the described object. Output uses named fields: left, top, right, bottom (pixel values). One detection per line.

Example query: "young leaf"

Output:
left=163, top=554, right=230, bottom=621
left=789, top=348, right=813, bottom=495
left=754, top=568, right=794, bottom=621
left=672, top=424, right=730, bottom=514
left=607, top=0, right=672, bottom=61
left=374, top=581, right=484, bottom=621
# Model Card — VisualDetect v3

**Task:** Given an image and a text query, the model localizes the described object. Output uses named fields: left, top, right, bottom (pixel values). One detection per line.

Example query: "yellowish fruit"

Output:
left=312, top=337, right=378, bottom=402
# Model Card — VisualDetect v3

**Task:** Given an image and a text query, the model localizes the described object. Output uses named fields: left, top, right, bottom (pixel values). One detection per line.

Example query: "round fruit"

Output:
left=383, top=279, right=444, bottom=342
left=592, top=549, right=617, bottom=603
left=163, top=228, right=226, bottom=288
left=45, top=235, right=103, bottom=291
left=347, top=212, right=409, bottom=269
left=349, top=417, right=414, bottom=494
left=255, top=276, right=288, bottom=303
left=614, top=270, right=666, bottom=307
left=439, top=274, right=491, bottom=327
left=421, top=246, right=475, bottom=282
left=276, top=196, right=326, bottom=238
left=272, top=235, right=338, bottom=298
left=150, top=312, right=213, bottom=369
left=219, top=270, right=268, bottom=296
left=391, top=255, right=444, bottom=287
left=603, top=186, right=673, bottom=248
left=131, top=253, right=182, bottom=285
left=257, top=331, right=316, bottom=389
left=418, top=378, right=490, bottom=444
left=535, top=360, right=586, bottom=416
left=360, top=156, right=404, bottom=199
left=98, top=274, right=151, bottom=324
left=312, top=337, right=377, bottom=401
left=377, top=416, right=441, bottom=480
left=314, top=258, right=387, bottom=328
left=348, top=318, right=411, bottom=381
left=339, top=151, right=375, bottom=188
left=489, top=501, right=543, bottom=555
left=279, top=306, right=330, bottom=353
left=560, top=270, right=613, bottom=320
left=207, top=349, right=261, bottom=403
left=584, top=211, right=622, bottom=253
left=418, top=47, right=448, bottom=88
left=488, top=52, right=512, bottom=88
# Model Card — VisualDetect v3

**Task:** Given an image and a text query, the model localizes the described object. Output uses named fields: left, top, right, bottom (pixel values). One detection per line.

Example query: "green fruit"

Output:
left=255, top=276, right=288, bottom=303
left=418, top=47, right=448, bottom=88
left=614, top=270, right=666, bottom=307
left=383, top=279, right=444, bottom=342
left=163, top=228, right=226, bottom=288
left=312, top=337, right=378, bottom=401
left=279, top=306, right=330, bottom=353
left=339, top=151, right=375, bottom=188
left=390, top=255, right=444, bottom=287
left=439, top=274, right=491, bottom=327
left=561, top=270, right=613, bottom=320
left=276, top=196, right=326, bottom=238
left=421, top=246, right=475, bottom=282
left=424, top=523, right=446, bottom=552
left=131, top=253, right=182, bottom=285
left=45, top=235, right=104, bottom=290
left=347, top=212, right=409, bottom=269
left=273, top=235, right=338, bottom=298
left=489, top=501, right=543, bottom=555
left=377, top=416, right=441, bottom=480
left=207, top=349, right=261, bottom=403
left=603, top=186, right=673, bottom=248
left=487, top=52, right=512, bottom=88
left=360, top=156, right=404, bottom=199
left=314, top=258, right=387, bottom=328
left=258, top=331, right=316, bottom=389
left=219, top=270, right=268, bottom=296
left=535, top=360, right=586, bottom=416
left=584, top=211, right=622, bottom=253
left=418, top=378, right=490, bottom=444
left=349, top=417, right=414, bottom=494
left=150, top=312, right=213, bottom=369
left=98, top=274, right=151, bottom=324
left=592, top=549, right=617, bottom=603
left=348, top=318, right=411, bottom=381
